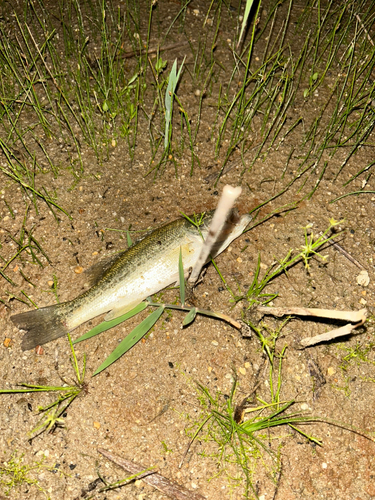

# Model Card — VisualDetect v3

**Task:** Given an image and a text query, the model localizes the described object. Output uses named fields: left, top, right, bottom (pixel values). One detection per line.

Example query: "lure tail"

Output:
left=11, top=302, right=73, bottom=350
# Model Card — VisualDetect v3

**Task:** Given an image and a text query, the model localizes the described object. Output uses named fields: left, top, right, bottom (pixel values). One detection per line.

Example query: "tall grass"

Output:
left=1, top=0, right=374, bottom=185
left=1, top=0, right=375, bottom=283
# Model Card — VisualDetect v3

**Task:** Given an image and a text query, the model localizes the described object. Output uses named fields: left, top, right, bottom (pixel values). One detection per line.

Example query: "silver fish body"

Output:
left=11, top=210, right=251, bottom=350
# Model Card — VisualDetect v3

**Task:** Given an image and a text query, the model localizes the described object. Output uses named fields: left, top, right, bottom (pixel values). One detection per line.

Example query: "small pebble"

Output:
left=3, top=338, right=12, bottom=348
left=357, top=270, right=370, bottom=286
left=74, top=266, right=84, bottom=274
left=211, top=340, right=218, bottom=346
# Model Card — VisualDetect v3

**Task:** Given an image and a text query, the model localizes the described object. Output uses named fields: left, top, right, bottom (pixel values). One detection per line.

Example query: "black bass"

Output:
left=11, top=209, right=251, bottom=350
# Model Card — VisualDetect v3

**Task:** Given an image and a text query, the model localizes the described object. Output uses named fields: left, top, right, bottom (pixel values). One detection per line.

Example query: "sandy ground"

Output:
left=1, top=1, right=375, bottom=499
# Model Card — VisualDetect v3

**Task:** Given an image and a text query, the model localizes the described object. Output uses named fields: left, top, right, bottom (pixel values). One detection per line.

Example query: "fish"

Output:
left=11, top=209, right=252, bottom=350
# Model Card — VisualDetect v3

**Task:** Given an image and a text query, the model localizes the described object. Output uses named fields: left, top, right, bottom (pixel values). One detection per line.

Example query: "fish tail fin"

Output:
left=11, top=303, right=72, bottom=350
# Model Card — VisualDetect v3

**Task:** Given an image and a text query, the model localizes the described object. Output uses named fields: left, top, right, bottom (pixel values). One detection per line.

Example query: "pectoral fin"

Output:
left=104, top=300, right=143, bottom=321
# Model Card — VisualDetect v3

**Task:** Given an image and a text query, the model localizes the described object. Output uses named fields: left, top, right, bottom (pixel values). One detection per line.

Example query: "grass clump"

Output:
left=0, top=0, right=374, bottom=199
left=182, top=321, right=320, bottom=499
left=0, top=450, right=51, bottom=499
left=232, top=218, right=343, bottom=308
left=338, top=340, right=375, bottom=372
left=0, top=333, right=86, bottom=439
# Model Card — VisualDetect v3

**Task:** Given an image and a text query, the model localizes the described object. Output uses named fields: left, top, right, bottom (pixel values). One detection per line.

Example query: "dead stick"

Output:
left=98, top=448, right=206, bottom=500
left=355, top=14, right=374, bottom=46
left=257, top=306, right=367, bottom=323
left=189, top=185, right=242, bottom=285
left=300, top=321, right=364, bottom=347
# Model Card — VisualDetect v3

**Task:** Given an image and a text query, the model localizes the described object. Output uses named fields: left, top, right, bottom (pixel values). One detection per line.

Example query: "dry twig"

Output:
left=257, top=306, right=367, bottom=346
left=98, top=448, right=206, bottom=500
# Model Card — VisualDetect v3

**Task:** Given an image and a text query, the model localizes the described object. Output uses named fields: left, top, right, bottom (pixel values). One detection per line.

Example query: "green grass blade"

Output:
left=331, top=190, right=375, bottom=202
left=0, top=385, right=75, bottom=393
left=93, top=306, right=164, bottom=375
left=126, top=230, right=133, bottom=247
left=237, top=0, right=256, bottom=49
left=179, top=246, right=185, bottom=306
left=182, top=307, right=196, bottom=326
left=164, top=57, right=185, bottom=150
left=164, top=59, right=177, bottom=150
left=73, top=302, right=148, bottom=344
left=288, top=424, right=322, bottom=446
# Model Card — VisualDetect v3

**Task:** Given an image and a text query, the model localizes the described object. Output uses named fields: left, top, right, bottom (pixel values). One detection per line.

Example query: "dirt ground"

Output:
left=1, top=1, right=375, bottom=499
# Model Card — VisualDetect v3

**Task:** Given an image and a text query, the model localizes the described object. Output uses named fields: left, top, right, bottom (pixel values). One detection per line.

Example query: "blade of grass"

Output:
left=179, top=246, right=185, bottom=306
left=164, top=57, right=185, bottom=150
left=93, top=306, right=164, bottom=375
left=73, top=302, right=148, bottom=344
left=182, top=307, right=196, bottom=326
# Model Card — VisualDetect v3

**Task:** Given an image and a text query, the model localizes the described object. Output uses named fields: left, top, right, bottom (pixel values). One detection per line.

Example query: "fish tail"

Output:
left=11, top=302, right=73, bottom=350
